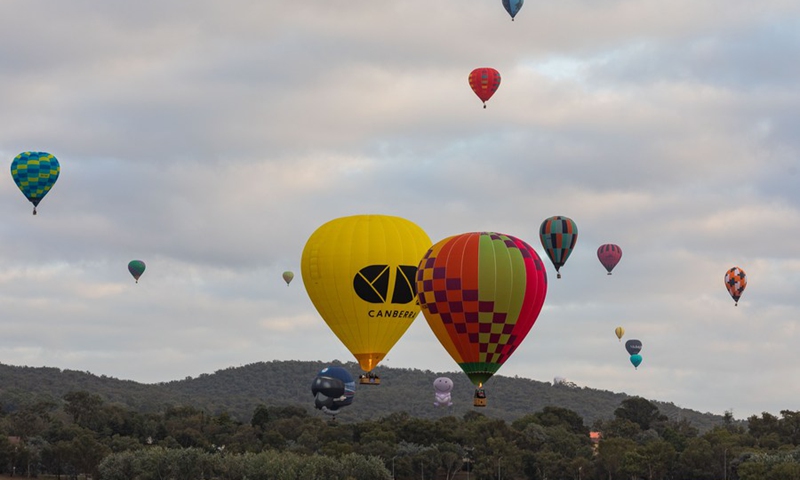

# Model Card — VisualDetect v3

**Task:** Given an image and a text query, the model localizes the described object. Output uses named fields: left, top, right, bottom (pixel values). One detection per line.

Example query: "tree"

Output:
left=637, top=439, right=677, bottom=480
left=250, top=404, right=270, bottom=430
left=63, top=391, right=105, bottom=429
left=68, top=432, right=111, bottom=478
left=531, top=406, right=589, bottom=435
left=596, top=437, right=636, bottom=480
left=436, top=442, right=464, bottom=480
left=657, top=418, right=698, bottom=452
left=614, top=397, right=666, bottom=431
left=779, top=410, right=800, bottom=445
left=675, top=437, right=715, bottom=480
left=97, top=450, right=138, bottom=480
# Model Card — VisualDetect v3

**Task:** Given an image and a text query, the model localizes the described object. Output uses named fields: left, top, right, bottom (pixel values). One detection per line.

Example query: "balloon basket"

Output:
left=359, top=375, right=381, bottom=385
left=473, top=397, right=487, bottom=407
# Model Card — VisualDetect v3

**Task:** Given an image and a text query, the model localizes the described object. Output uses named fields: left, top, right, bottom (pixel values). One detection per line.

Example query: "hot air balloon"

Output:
left=10, top=152, right=60, bottom=215
left=433, top=377, right=454, bottom=407
left=468, top=68, right=501, bottom=108
left=724, top=267, right=746, bottom=306
left=282, top=271, right=294, bottom=286
left=311, top=366, right=355, bottom=417
left=597, top=244, right=622, bottom=275
left=615, top=326, right=625, bottom=342
left=301, top=215, right=431, bottom=383
left=629, top=354, right=643, bottom=369
left=128, top=260, right=146, bottom=284
left=539, top=216, right=578, bottom=279
left=625, top=339, right=642, bottom=355
left=416, top=232, right=547, bottom=407
left=502, top=0, right=524, bottom=20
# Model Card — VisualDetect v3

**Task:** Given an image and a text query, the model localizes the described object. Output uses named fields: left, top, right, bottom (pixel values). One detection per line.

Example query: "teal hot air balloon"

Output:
left=630, top=354, right=643, bottom=369
left=10, top=152, right=60, bottom=215
left=128, top=260, right=146, bottom=283
left=539, top=216, right=578, bottom=279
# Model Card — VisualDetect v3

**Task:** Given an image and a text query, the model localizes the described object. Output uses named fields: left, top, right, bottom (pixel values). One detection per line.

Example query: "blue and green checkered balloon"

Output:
left=10, top=152, right=60, bottom=215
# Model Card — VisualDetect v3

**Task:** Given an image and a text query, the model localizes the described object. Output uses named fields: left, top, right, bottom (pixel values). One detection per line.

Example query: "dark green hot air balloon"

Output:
left=10, top=152, right=60, bottom=215
left=128, top=260, right=146, bottom=283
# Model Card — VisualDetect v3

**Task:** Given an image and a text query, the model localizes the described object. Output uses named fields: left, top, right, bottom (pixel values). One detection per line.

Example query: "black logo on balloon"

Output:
left=353, top=265, right=418, bottom=304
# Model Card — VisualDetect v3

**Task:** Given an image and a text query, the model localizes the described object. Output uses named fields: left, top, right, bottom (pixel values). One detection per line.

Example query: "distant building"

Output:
left=553, top=376, right=578, bottom=388
left=589, top=431, right=602, bottom=454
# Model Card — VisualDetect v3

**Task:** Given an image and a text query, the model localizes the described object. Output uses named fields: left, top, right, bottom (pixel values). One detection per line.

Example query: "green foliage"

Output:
left=5, top=360, right=800, bottom=480
left=0, top=360, right=728, bottom=429
left=614, top=396, right=667, bottom=430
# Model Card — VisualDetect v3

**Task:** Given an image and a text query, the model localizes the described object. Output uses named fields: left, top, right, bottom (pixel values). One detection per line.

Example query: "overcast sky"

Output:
left=1, top=0, right=799, bottom=420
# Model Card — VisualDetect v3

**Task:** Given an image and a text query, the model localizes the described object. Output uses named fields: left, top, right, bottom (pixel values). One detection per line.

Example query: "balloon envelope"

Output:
left=282, top=271, right=294, bottom=286
left=630, top=354, right=643, bottom=369
left=417, top=232, right=547, bottom=387
left=724, top=266, right=746, bottom=306
left=433, top=377, right=454, bottom=407
left=301, top=215, right=432, bottom=372
left=311, top=366, right=355, bottom=414
left=502, top=0, right=524, bottom=19
left=11, top=152, right=60, bottom=214
left=615, top=326, right=625, bottom=341
left=597, top=244, right=622, bottom=274
left=128, top=260, right=146, bottom=283
left=468, top=68, right=501, bottom=107
left=625, top=339, right=642, bottom=355
left=539, top=216, right=578, bottom=278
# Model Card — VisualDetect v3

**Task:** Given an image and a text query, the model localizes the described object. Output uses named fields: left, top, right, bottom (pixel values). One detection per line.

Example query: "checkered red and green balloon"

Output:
left=416, top=232, right=547, bottom=387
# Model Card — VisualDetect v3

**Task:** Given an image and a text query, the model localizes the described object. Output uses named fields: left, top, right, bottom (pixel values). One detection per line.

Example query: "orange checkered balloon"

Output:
left=724, top=266, right=746, bottom=306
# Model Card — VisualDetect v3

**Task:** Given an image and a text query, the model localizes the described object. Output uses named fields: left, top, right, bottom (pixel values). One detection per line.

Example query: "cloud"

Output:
left=0, top=0, right=798, bottom=418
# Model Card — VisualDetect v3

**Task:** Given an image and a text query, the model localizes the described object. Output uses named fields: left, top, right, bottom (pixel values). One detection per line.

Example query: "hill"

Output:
left=0, top=360, right=726, bottom=431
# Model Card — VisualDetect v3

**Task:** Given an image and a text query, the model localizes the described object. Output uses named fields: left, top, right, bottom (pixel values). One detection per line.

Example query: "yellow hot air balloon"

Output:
left=615, top=326, right=625, bottom=342
left=301, top=215, right=431, bottom=381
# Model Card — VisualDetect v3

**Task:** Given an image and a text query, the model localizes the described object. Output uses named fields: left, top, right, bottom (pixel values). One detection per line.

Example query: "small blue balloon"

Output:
left=502, top=0, right=524, bottom=20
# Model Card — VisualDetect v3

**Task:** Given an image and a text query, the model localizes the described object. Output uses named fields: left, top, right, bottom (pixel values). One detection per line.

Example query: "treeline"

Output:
left=1, top=390, right=800, bottom=479
left=0, top=360, right=727, bottom=430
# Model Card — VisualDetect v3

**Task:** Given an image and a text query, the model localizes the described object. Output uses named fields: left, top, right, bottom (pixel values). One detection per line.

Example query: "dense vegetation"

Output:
left=5, top=360, right=798, bottom=479
left=1, top=390, right=800, bottom=479
left=0, top=360, right=726, bottom=429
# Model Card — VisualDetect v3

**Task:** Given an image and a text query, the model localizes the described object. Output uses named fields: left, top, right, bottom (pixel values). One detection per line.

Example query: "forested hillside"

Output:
left=0, top=360, right=726, bottom=430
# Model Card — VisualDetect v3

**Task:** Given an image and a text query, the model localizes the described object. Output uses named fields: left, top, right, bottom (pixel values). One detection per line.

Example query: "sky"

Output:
left=1, top=0, right=799, bottom=421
